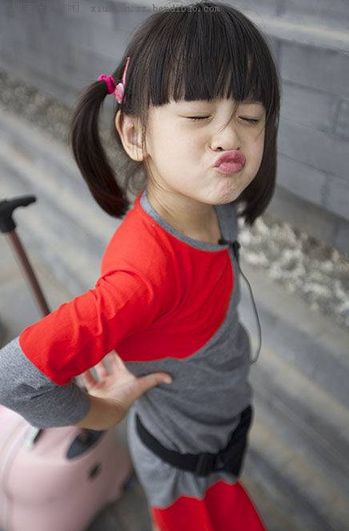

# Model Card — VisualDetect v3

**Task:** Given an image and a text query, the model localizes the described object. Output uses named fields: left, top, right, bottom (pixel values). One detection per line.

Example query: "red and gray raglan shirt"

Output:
left=0, top=188, right=253, bottom=455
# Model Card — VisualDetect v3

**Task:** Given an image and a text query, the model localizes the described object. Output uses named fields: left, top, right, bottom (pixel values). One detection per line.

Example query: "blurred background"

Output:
left=0, top=1, right=348, bottom=530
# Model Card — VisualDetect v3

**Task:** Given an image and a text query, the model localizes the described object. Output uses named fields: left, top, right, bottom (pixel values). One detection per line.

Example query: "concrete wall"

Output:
left=0, top=0, right=348, bottom=257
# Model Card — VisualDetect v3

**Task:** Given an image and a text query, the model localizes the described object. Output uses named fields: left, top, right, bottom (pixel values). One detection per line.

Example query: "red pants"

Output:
left=151, top=479, right=267, bottom=531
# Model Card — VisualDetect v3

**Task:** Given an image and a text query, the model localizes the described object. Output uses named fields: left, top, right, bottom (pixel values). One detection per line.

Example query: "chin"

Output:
left=216, top=180, right=244, bottom=202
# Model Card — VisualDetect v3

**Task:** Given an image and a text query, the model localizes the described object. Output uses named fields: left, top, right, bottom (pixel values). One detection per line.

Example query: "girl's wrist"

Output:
left=75, top=394, right=125, bottom=430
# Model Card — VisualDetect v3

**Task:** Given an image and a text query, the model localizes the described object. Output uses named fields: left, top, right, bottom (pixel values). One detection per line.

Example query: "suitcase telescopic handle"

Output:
left=0, top=195, right=50, bottom=316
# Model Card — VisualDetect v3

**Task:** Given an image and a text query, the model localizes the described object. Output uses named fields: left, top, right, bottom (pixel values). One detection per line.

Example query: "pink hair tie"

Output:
left=97, top=56, right=131, bottom=105
left=97, top=73, right=116, bottom=94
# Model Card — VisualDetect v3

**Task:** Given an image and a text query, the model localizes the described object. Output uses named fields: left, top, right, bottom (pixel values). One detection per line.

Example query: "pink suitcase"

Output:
left=0, top=405, right=133, bottom=531
left=0, top=196, right=134, bottom=531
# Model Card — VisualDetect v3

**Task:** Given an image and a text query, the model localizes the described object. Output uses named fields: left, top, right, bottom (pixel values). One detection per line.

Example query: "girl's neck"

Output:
left=145, top=186, right=222, bottom=245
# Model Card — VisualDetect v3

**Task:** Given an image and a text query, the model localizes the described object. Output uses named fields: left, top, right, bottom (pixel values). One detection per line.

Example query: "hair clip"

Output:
left=97, top=56, right=131, bottom=104
left=115, top=56, right=131, bottom=104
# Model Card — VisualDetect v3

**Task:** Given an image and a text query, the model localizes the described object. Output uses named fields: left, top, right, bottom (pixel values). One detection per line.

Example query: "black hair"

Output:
left=69, top=0, right=281, bottom=225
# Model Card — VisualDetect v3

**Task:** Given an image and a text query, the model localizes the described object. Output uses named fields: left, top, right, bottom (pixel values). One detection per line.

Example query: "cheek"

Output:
left=152, top=126, right=199, bottom=164
left=153, top=122, right=183, bottom=153
left=249, top=132, right=265, bottom=163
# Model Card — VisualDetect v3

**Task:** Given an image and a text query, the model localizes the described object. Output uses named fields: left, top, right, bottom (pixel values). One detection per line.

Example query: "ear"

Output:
left=115, top=110, right=144, bottom=162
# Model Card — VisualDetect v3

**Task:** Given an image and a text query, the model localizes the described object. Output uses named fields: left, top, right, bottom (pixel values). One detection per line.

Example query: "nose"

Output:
left=211, top=118, right=241, bottom=152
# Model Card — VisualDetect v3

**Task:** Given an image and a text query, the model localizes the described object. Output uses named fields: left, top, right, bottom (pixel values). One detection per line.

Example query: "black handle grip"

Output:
left=0, top=195, right=37, bottom=233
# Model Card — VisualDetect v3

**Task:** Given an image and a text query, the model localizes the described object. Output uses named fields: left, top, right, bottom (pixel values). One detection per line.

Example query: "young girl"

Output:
left=0, top=1, right=280, bottom=529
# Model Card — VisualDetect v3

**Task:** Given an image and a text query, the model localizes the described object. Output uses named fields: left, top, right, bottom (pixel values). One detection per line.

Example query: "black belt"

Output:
left=135, top=404, right=253, bottom=477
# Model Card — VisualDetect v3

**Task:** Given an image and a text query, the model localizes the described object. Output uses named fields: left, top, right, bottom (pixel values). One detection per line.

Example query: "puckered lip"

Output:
left=214, top=151, right=246, bottom=168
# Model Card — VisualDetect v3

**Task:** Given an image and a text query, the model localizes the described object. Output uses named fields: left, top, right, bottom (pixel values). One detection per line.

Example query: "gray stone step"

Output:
left=246, top=360, right=349, bottom=531
left=1, top=172, right=101, bottom=295
left=0, top=101, right=125, bottom=220
left=238, top=261, right=349, bottom=530
left=239, top=260, right=349, bottom=408
left=0, top=106, right=121, bottom=291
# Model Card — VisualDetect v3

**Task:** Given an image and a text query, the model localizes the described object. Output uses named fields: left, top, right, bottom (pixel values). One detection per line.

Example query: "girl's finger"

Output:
left=108, top=350, right=124, bottom=372
left=94, top=359, right=109, bottom=379
left=81, top=370, right=97, bottom=387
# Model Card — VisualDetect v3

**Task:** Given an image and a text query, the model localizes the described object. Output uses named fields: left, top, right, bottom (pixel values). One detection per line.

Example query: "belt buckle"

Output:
left=194, top=453, right=216, bottom=476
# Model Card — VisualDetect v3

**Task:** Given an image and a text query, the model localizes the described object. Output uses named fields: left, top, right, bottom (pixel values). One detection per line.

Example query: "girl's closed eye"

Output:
left=187, top=116, right=261, bottom=124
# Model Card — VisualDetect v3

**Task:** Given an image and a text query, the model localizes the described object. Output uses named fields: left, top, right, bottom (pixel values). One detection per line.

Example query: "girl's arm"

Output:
left=74, top=395, right=124, bottom=431
left=0, top=334, right=91, bottom=427
left=0, top=269, right=169, bottom=428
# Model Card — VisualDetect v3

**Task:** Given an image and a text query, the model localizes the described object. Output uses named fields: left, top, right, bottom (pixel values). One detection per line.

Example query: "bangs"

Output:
left=140, top=1, right=278, bottom=125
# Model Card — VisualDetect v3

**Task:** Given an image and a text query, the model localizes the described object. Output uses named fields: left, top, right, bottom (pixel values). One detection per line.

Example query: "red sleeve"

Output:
left=19, top=269, right=166, bottom=385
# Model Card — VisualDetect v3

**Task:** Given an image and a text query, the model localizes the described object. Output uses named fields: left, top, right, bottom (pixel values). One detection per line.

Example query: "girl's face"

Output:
left=144, top=97, right=266, bottom=205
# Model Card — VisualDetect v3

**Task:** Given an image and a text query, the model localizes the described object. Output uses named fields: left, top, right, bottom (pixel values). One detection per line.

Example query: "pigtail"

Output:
left=68, top=79, right=130, bottom=218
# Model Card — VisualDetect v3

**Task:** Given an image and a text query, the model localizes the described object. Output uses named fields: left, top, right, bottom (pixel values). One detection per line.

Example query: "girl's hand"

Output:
left=78, top=351, right=173, bottom=424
